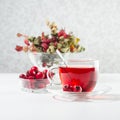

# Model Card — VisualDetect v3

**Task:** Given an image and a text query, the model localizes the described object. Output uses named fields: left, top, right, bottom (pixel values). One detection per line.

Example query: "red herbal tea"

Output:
left=48, top=59, right=99, bottom=92
left=59, top=66, right=97, bottom=92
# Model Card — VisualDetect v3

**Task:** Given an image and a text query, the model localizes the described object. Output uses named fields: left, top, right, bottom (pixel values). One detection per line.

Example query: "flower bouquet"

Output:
left=15, top=21, right=85, bottom=69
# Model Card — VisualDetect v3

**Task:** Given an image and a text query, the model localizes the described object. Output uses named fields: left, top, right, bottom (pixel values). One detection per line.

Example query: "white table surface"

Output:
left=0, top=73, right=120, bottom=120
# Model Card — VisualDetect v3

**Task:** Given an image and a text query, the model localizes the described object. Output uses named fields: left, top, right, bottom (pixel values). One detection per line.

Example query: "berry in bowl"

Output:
left=19, top=66, right=54, bottom=93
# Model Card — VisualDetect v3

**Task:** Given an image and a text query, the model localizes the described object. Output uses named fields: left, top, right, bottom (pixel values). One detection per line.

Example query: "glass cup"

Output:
left=47, top=59, right=99, bottom=92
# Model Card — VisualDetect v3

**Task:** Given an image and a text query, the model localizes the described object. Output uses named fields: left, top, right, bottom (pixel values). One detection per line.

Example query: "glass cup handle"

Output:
left=47, top=66, right=60, bottom=85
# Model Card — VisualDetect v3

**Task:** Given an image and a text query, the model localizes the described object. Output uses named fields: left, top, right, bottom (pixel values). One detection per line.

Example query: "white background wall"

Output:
left=0, top=0, right=120, bottom=73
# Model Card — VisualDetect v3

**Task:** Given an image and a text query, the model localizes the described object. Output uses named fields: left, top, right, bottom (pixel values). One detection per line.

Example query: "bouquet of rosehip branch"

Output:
left=15, top=21, right=85, bottom=53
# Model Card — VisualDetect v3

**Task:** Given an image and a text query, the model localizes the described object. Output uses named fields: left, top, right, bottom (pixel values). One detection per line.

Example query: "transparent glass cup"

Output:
left=47, top=59, right=99, bottom=92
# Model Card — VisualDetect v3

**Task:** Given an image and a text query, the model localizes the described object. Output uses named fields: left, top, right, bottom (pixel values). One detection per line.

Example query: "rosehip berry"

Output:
left=29, top=69, right=36, bottom=76
left=17, top=33, right=22, bottom=37
left=41, top=72, right=45, bottom=79
left=42, top=72, right=46, bottom=79
left=51, top=72, right=55, bottom=77
left=63, top=84, right=69, bottom=91
left=73, top=85, right=82, bottom=92
left=42, top=62, right=47, bottom=67
left=63, top=33, right=68, bottom=38
left=26, top=70, right=30, bottom=77
left=42, top=39, right=50, bottom=44
left=43, top=69, right=48, bottom=78
left=41, top=43, right=49, bottom=50
left=58, top=30, right=65, bottom=37
left=24, top=39, right=30, bottom=46
left=36, top=72, right=43, bottom=79
left=30, top=66, right=38, bottom=72
left=19, top=74, right=26, bottom=79
left=15, top=45, right=23, bottom=52
left=43, top=69, right=48, bottom=74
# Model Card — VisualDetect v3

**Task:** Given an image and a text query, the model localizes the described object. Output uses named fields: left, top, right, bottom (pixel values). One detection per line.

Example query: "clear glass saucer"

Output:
left=46, top=84, right=111, bottom=102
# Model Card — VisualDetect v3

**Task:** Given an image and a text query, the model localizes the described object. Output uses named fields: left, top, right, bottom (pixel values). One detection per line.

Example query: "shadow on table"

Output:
left=53, top=94, right=120, bottom=102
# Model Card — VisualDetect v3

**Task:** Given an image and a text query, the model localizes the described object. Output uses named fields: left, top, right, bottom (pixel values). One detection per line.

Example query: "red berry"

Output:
left=17, top=33, right=22, bottom=37
left=26, top=70, right=30, bottom=77
left=31, top=66, right=38, bottom=72
left=63, top=84, right=70, bottom=91
left=73, top=85, right=82, bottom=92
left=43, top=69, right=48, bottom=74
left=63, top=33, right=68, bottom=38
left=29, top=69, right=36, bottom=76
left=36, top=72, right=43, bottom=79
left=58, top=30, right=66, bottom=37
left=19, top=74, right=26, bottom=79
left=42, top=39, right=50, bottom=44
left=24, top=39, right=30, bottom=46
left=42, top=73, right=46, bottom=79
left=15, top=45, right=23, bottom=52
left=42, top=62, right=47, bottom=67
left=41, top=43, right=48, bottom=50
left=63, top=84, right=77, bottom=92
left=48, top=72, right=54, bottom=78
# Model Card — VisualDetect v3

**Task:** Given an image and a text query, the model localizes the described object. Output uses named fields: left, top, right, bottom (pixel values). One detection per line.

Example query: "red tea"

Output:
left=59, top=66, right=97, bottom=92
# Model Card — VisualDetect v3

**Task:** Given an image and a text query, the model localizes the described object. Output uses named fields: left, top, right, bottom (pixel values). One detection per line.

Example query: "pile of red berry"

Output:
left=19, top=66, right=48, bottom=79
left=63, top=84, right=82, bottom=92
left=19, top=66, right=54, bottom=89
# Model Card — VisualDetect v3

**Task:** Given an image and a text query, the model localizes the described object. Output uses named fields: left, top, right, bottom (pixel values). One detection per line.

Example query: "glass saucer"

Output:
left=46, top=84, right=111, bottom=102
